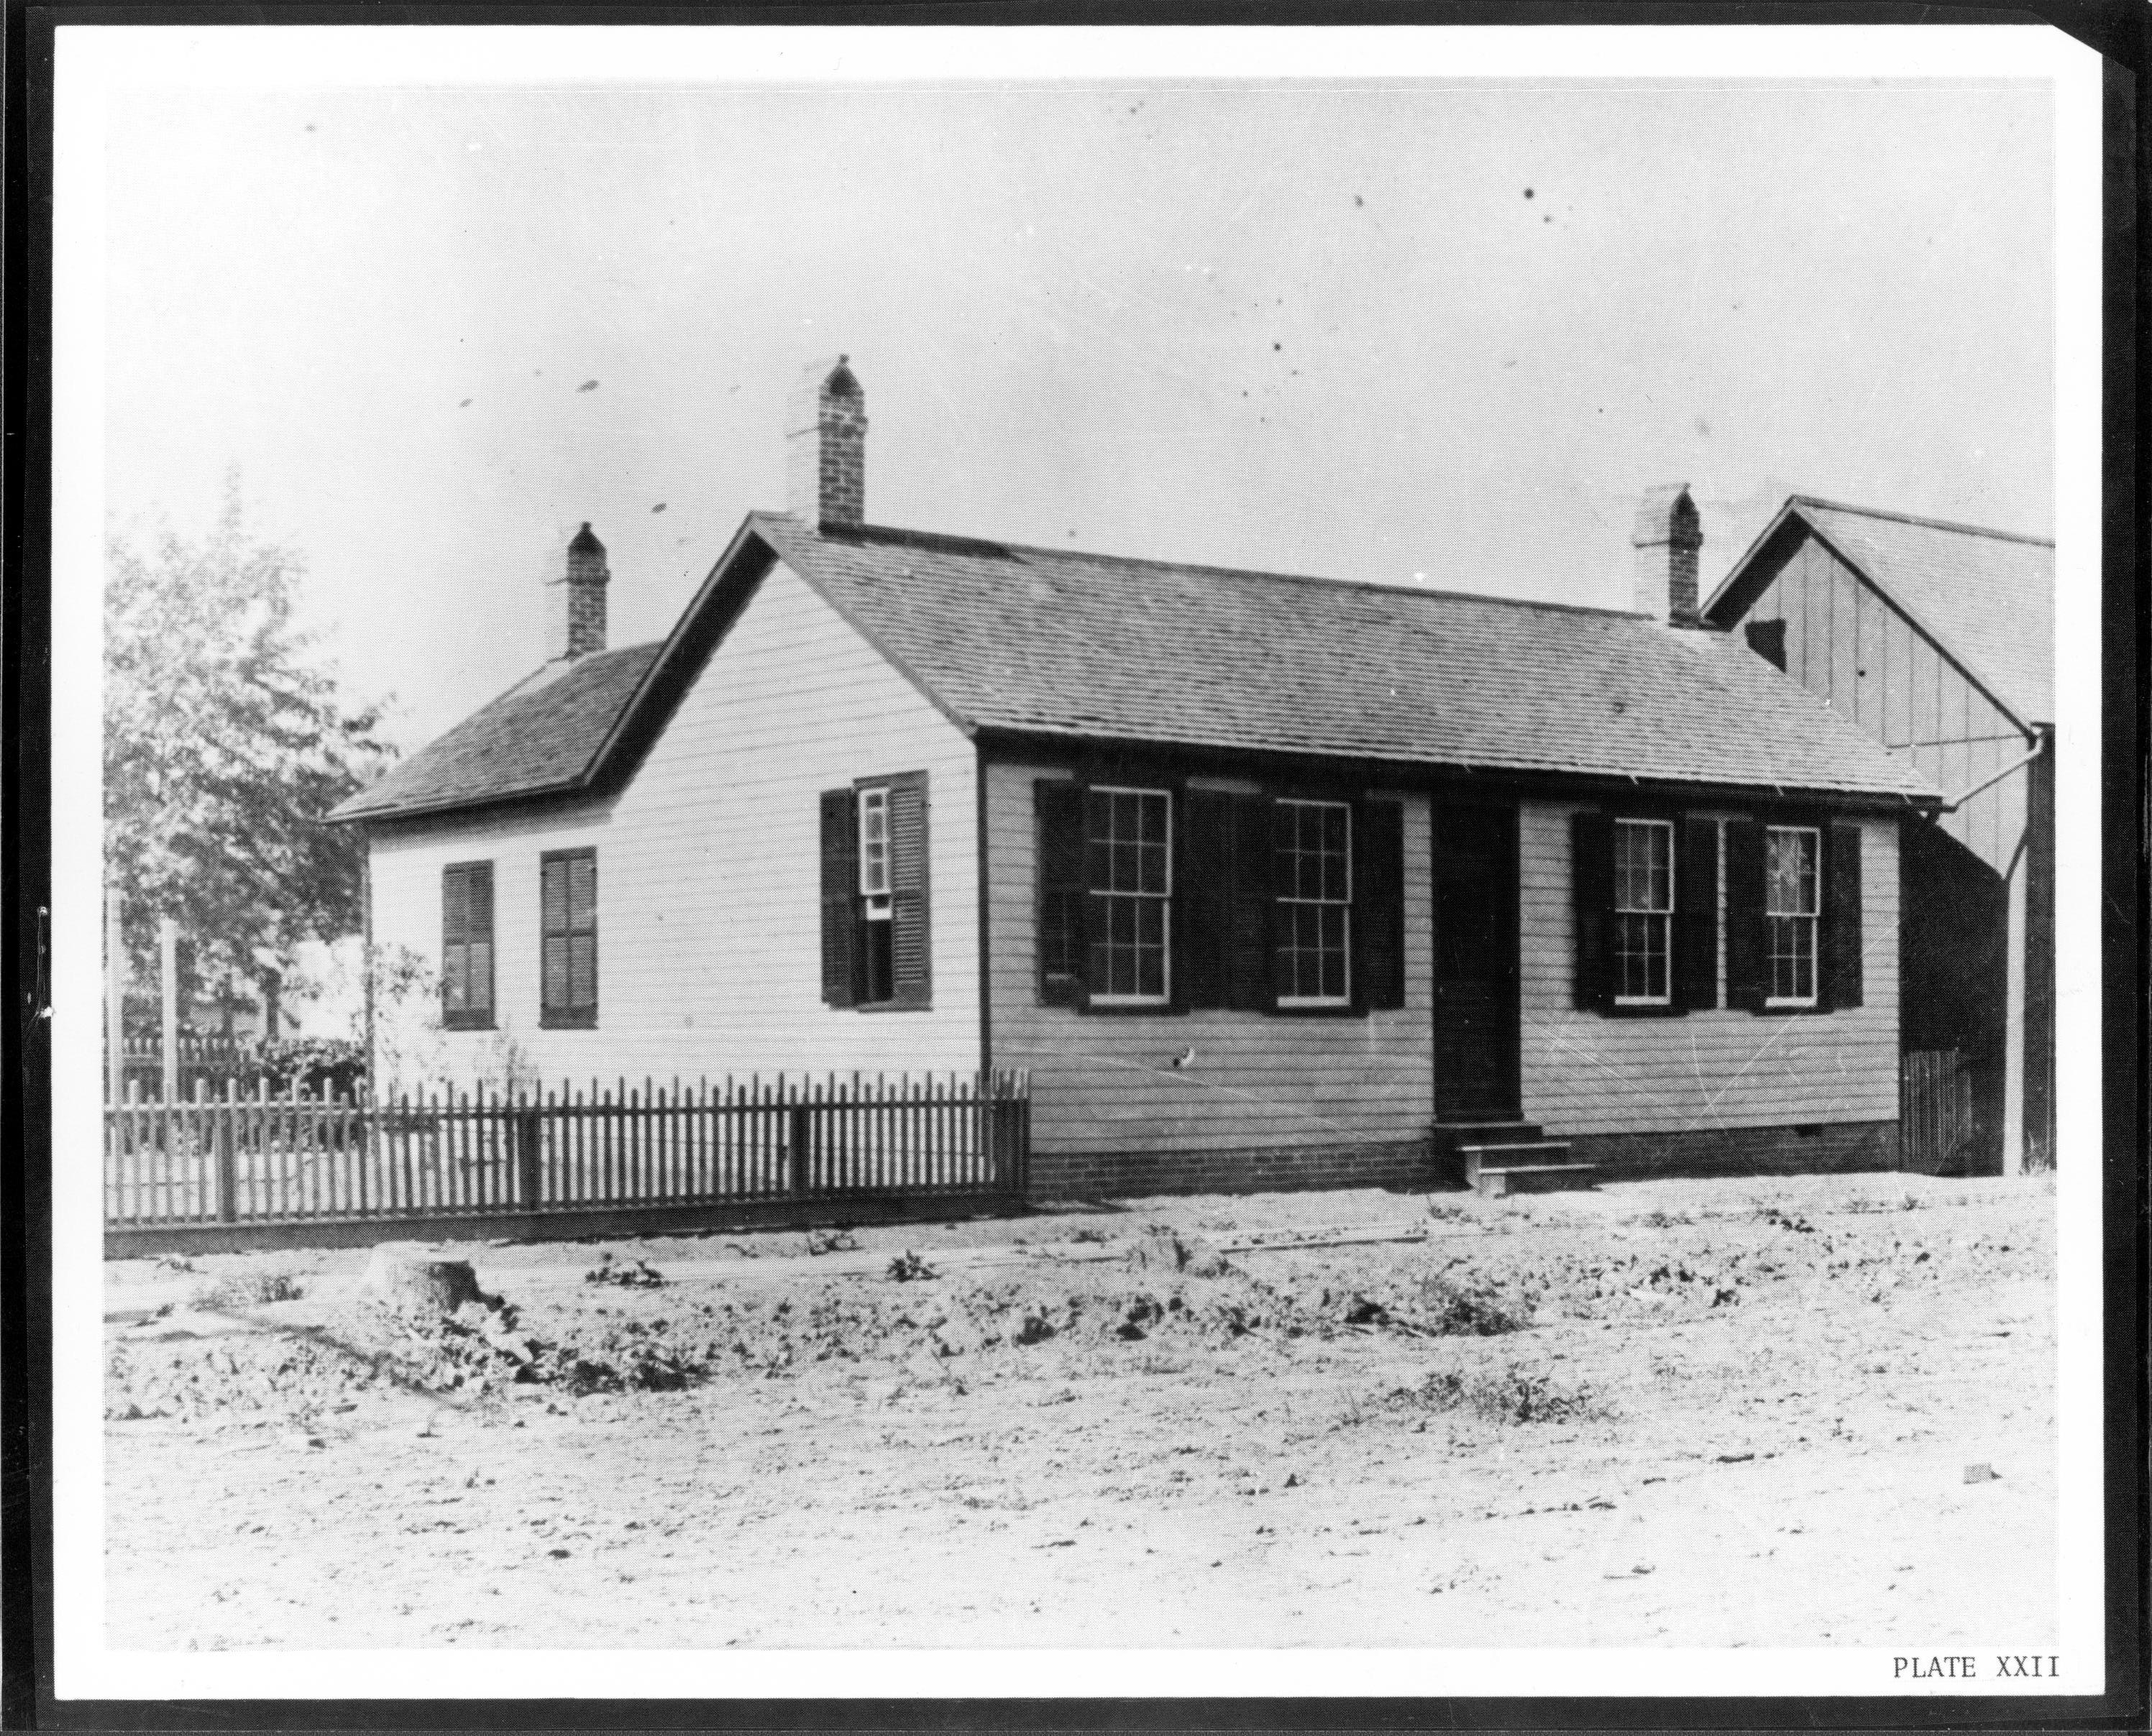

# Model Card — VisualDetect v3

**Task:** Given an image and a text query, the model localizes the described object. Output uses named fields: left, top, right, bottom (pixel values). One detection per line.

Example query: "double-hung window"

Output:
left=1765, top=825, right=1820, bottom=1006
left=1612, top=819, right=1674, bottom=1006
left=857, top=786, right=895, bottom=1005
left=1275, top=799, right=1351, bottom=1005
left=1085, top=786, right=1171, bottom=1004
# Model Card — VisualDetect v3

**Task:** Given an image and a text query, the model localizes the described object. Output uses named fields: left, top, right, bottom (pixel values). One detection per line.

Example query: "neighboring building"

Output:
left=329, top=359, right=1940, bottom=1198
left=1703, top=498, right=2054, bottom=1175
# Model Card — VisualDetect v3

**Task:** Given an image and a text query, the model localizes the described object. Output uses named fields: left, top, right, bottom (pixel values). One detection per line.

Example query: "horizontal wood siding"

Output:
left=985, top=761, right=1433, bottom=1159
left=1517, top=800, right=1900, bottom=1138
left=368, top=563, right=979, bottom=1089
left=1746, top=532, right=2031, bottom=876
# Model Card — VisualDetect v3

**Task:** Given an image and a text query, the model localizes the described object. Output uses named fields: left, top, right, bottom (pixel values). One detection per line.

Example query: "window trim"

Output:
left=440, top=860, right=496, bottom=1032
left=1611, top=817, right=1675, bottom=1008
left=538, top=846, right=599, bottom=1030
left=1763, top=823, right=1821, bottom=1009
left=1085, top=783, right=1173, bottom=1007
left=1274, top=796, right=1353, bottom=1009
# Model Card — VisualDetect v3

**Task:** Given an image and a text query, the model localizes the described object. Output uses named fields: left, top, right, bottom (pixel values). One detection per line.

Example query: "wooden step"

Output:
left=1435, top=1120, right=1544, bottom=1145
left=1462, top=1142, right=1595, bottom=1198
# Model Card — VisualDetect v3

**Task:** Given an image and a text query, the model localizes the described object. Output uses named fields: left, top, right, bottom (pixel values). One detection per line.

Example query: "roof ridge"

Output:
left=756, top=510, right=1663, bottom=623
left=1791, top=496, right=2054, bottom=548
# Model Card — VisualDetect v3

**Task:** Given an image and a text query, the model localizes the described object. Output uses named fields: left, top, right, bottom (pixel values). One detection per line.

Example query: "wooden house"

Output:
left=1703, top=499, right=2055, bottom=1175
left=330, top=360, right=1941, bottom=1196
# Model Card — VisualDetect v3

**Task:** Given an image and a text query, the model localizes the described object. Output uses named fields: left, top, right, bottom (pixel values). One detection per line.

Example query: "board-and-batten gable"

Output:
left=1516, top=798, right=1900, bottom=1139
left=983, top=758, right=1434, bottom=1159
left=1721, top=522, right=2032, bottom=876
left=365, top=559, right=980, bottom=1089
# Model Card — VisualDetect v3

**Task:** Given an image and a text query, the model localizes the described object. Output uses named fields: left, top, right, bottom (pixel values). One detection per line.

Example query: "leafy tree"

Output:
left=105, top=480, right=395, bottom=1027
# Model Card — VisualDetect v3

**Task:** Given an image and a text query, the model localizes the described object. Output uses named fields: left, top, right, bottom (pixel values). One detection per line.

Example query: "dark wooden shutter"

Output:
left=441, top=866, right=470, bottom=1020
left=1570, top=810, right=1613, bottom=1012
left=1227, top=794, right=1276, bottom=1011
left=1724, top=819, right=1769, bottom=1013
left=1821, top=821, right=1864, bottom=1011
left=540, top=850, right=597, bottom=1026
left=1180, top=789, right=1234, bottom=1009
left=1673, top=817, right=1719, bottom=1011
left=1035, top=779, right=1087, bottom=1007
left=887, top=774, right=932, bottom=1009
left=567, top=855, right=597, bottom=1014
left=465, top=864, right=494, bottom=1017
left=540, top=858, right=568, bottom=1012
left=819, top=789, right=858, bottom=1008
left=1355, top=800, right=1407, bottom=1011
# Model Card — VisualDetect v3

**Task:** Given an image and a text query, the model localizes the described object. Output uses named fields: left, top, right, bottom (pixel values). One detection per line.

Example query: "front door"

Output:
left=1432, top=804, right=1521, bottom=1121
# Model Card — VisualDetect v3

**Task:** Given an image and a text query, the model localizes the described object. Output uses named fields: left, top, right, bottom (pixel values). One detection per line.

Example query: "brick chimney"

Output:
left=546, top=522, right=609, bottom=661
left=1632, top=484, right=1703, bottom=625
left=787, top=355, right=866, bottom=528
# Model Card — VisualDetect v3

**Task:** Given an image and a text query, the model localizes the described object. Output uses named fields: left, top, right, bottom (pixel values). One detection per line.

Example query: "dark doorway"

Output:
left=1432, top=804, right=1521, bottom=1122
left=1899, top=822, right=2007, bottom=1175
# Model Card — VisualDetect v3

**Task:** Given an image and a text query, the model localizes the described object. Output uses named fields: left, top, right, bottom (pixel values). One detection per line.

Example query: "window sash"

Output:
left=1086, top=786, right=1171, bottom=1004
left=858, top=788, right=890, bottom=897
left=1765, top=827, right=1821, bottom=1005
left=1276, top=799, right=1352, bottom=1005
left=1612, top=820, right=1674, bottom=1005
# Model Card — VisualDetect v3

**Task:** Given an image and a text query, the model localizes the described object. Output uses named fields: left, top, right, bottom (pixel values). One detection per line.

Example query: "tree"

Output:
left=105, top=480, right=395, bottom=1028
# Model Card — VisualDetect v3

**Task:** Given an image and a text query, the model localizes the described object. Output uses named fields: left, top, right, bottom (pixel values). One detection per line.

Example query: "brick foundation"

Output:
left=1027, top=1139, right=1434, bottom=1202
left=1563, top=1119, right=1899, bottom=1182
left=1026, top=1121, right=1901, bottom=1200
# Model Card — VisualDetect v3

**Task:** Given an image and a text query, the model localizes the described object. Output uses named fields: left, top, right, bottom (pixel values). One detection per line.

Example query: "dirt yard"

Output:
left=103, top=1170, right=2056, bottom=1652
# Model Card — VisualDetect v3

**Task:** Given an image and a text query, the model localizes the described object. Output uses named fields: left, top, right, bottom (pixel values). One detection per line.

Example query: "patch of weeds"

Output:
left=1065, top=1226, right=1110, bottom=1244
left=887, top=1251, right=937, bottom=1283
left=807, top=1227, right=861, bottom=1257
left=194, top=1270, right=306, bottom=1308
left=584, top=1254, right=666, bottom=1290
left=1393, top=1364, right=1608, bottom=1425
left=1635, top=1208, right=1693, bottom=1229
left=1412, top=1272, right=1537, bottom=1336
left=155, top=1253, right=198, bottom=1274
left=1755, top=1204, right=1816, bottom=1234
left=1425, top=1202, right=1469, bottom=1223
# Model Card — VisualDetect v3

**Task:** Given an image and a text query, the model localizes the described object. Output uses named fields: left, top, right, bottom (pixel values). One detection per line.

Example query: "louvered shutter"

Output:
left=1179, top=789, right=1233, bottom=1009
left=567, top=855, right=597, bottom=1012
left=1571, top=811, right=1613, bottom=1012
left=1227, top=794, right=1275, bottom=1011
left=1354, top=800, right=1407, bottom=1011
left=442, top=867, right=470, bottom=1016
left=1673, top=817, right=1719, bottom=1011
left=820, top=789, right=858, bottom=1008
left=540, top=858, right=569, bottom=1013
left=465, top=864, right=494, bottom=1016
left=1724, top=819, right=1769, bottom=1013
left=1821, top=822, right=1864, bottom=1011
left=1035, top=780, right=1087, bottom=1007
left=887, top=773, right=932, bottom=1009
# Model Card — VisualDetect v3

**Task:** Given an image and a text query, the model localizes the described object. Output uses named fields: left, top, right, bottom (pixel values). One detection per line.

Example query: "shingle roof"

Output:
left=329, top=641, right=662, bottom=822
left=752, top=514, right=1934, bottom=802
left=334, top=512, right=1938, bottom=824
left=1719, top=497, right=2055, bottom=727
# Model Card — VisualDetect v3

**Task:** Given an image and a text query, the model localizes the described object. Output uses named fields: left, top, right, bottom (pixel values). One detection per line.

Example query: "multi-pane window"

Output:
left=1613, top=819, right=1674, bottom=1004
left=1085, top=787, right=1171, bottom=1002
left=441, top=862, right=494, bottom=1029
left=857, top=786, right=894, bottom=1004
left=1275, top=800, right=1352, bottom=1004
left=540, top=849, right=598, bottom=1027
left=1766, top=825, right=1820, bottom=1006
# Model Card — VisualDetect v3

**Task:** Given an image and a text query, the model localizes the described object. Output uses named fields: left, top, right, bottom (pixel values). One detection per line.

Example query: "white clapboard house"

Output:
left=331, top=359, right=1939, bottom=1197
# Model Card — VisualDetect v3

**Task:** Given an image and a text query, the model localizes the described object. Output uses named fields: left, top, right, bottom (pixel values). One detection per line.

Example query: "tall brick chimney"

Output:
left=1632, top=484, right=1703, bottom=626
left=546, top=523, right=609, bottom=661
left=787, top=355, right=866, bottom=528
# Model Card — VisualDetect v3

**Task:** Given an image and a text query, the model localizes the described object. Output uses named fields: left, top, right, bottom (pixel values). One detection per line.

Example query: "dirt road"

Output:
left=104, top=1171, right=2055, bottom=1650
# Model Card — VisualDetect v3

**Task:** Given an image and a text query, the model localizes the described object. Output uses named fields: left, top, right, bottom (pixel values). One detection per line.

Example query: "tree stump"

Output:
left=360, top=1243, right=483, bottom=1315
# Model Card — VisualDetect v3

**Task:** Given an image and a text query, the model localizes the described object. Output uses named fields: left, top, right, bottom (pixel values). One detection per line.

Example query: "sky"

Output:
left=102, top=76, right=2055, bottom=753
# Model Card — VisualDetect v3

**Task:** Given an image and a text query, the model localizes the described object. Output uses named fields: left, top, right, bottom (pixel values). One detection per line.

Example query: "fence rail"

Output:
left=104, top=1071, right=1030, bottom=1229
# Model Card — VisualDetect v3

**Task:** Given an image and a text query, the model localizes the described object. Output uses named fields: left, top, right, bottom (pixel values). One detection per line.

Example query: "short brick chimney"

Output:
left=787, top=355, right=866, bottom=528
left=546, top=523, right=609, bottom=661
left=1632, top=484, right=1702, bottom=625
